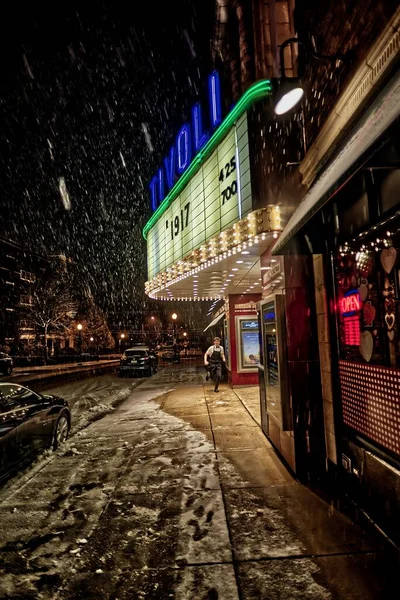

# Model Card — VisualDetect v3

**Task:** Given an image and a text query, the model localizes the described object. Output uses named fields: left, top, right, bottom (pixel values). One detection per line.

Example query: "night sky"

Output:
left=0, top=1, right=215, bottom=326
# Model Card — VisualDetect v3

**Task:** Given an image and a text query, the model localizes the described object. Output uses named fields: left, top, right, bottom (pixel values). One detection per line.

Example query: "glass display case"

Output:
left=259, top=294, right=291, bottom=432
left=235, top=316, right=260, bottom=372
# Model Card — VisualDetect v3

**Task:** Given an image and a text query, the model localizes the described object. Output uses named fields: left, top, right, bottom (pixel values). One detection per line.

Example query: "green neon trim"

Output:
left=142, top=79, right=272, bottom=239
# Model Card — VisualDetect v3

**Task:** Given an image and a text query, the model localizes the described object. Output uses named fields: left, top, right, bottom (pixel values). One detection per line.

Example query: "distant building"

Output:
left=0, top=237, right=78, bottom=355
left=0, top=236, right=50, bottom=350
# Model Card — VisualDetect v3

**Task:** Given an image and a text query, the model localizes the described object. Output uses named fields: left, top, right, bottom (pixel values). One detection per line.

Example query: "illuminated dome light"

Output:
left=274, top=86, right=304, bottom=115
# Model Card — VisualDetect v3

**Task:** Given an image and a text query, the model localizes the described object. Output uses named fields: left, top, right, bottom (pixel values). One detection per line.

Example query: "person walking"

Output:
left=204, top=337, right=226, bottom=392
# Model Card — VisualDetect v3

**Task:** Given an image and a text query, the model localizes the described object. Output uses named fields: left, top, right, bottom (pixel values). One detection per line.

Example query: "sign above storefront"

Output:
left=262, top=262, right=281, bottom=285
left=234, top=300, right=258, bottom=313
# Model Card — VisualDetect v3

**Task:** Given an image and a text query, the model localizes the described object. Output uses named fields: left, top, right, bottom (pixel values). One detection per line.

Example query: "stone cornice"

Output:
left=300, top=7, right=400, bottom=189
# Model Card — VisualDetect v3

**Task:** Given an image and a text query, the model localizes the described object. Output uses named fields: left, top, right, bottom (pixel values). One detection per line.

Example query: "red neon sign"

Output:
left=340, top=291, right=361, bottom=316
left=343, top=315, right=360, bottom=346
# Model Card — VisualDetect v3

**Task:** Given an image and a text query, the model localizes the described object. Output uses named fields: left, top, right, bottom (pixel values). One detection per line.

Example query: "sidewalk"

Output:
left=102, top=362, right=395, bottom=598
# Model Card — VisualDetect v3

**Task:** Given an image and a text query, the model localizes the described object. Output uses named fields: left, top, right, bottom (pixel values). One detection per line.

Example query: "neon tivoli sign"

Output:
left=148, top=71, right=222, bottom=212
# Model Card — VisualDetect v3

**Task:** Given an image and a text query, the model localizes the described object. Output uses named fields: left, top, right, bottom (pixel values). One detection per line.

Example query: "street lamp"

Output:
left=171, top=313, right=179, bottom=363
left=119, top=333, right=125, bottom=353
left=171, top=313, right=177, bottom=344
left=77, top=323, right=83, bottom=361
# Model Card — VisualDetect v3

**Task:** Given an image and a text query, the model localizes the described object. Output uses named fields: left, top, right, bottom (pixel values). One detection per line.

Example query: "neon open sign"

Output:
left=148, top=71, right=222, bottom=212
left=340, top=290, right=361, bottom=316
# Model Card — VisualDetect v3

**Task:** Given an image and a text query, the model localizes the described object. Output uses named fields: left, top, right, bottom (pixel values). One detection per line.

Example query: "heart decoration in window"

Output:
left=363, top=303, right=376, bottom=326
left=380, top=247, right=397, bottom=274
left=385, top=313, right=395, bottom=330
left=385, top=299, right=395, bottom=313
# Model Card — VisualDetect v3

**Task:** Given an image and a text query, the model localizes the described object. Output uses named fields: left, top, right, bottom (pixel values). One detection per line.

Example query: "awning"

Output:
left=203, top=312, right=225, bottom=332
left=273, top=68, right=400, bottom=255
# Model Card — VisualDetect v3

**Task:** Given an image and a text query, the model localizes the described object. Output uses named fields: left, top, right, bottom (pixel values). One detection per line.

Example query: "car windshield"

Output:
left=0, top=384, right=40, bottom=402
left=125, top=350, right=147, bottom=357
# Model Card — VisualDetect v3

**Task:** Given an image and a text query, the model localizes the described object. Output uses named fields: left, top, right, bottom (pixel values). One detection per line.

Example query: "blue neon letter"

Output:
left=208, top=70, right=222, bottom=128
left=163, top=146, right=175, bottom=191
left=192, top=103, right=209, bottom=153
left=157, top=167, right=165, bottom=204
left=176, top=123, right=192, bottom=175
left=149, top=176, right=158, bottom=211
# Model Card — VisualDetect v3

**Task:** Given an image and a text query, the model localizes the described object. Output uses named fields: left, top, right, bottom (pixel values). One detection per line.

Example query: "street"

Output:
left=0, top=365, right=396, bottom=599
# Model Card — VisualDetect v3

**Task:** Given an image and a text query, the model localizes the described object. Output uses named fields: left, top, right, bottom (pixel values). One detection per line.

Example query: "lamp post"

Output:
left=171, top=313, right=177, bottom=344
left=183, top=331, right=188, bottom=356
left=77, top=323, right=83, bottom=362
left=171, top=313, right=179, bottom=363
left=119, top=333, right=125, bottom=354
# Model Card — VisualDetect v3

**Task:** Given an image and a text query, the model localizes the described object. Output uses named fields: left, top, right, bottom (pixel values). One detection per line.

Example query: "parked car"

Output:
left=158, top=345, right=175, bottom=361
left=119, top=346, right=157, bottom=377
left=0, top=353, right=13, bottom=376
left=0, top=382, right=71, bottom=483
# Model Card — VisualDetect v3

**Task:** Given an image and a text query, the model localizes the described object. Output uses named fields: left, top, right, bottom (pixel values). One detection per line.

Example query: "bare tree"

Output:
left=23, top=267, right=78, bottom=363
left=68, top=302, right=115, bottom=353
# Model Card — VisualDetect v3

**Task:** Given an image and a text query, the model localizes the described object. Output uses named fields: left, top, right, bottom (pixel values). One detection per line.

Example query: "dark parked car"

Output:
left=119, top=346, right=157, bottom=377
left=0, top=382, right=71, bottom=483
left=0, top=353, right=13, bottom=376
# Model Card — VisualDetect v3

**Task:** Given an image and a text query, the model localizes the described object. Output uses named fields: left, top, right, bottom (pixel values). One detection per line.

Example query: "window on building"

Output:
left=20, top=270, right=35, bottom=282
left=335, top=219, right=400, bottom=368
left=20, top=295, right=33, bottom=306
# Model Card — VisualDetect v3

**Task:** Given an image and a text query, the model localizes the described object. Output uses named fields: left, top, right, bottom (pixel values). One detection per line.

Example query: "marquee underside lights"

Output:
left=144, top=207, right=282, bottom=300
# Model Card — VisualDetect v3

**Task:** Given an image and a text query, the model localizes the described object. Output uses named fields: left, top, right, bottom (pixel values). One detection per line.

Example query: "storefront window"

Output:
left=239, top=319, right=260, bottom=367
left=335, top=222, right=400, bottom=367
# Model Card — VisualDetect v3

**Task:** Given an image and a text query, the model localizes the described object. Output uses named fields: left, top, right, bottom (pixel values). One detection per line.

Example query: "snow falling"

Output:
left=141, top=123, right=154, bottom=153
left=59, top=176, right=71, bottom=211
left=0, top=3, right=216, bottom=328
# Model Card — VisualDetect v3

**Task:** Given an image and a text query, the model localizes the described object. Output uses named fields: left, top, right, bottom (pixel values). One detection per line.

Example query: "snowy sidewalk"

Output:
left=0, top=364, right=396, bottom=599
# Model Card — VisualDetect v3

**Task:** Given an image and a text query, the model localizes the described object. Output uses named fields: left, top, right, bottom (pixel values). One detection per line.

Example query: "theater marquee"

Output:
left=146, top=113, right=251, bottom=280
